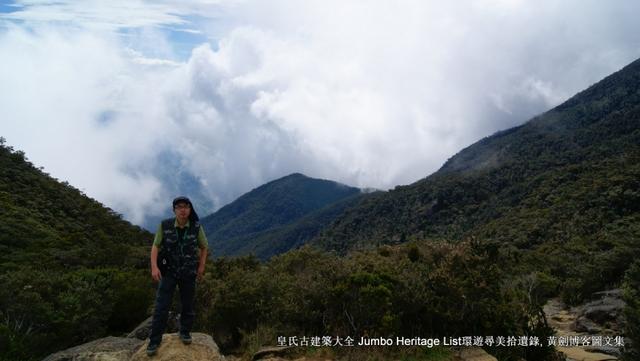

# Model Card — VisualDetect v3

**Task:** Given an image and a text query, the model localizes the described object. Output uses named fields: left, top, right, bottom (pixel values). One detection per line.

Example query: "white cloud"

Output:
left=2, top=1, right=186, bottom=30
left=1, top=1, right=640, bottom=227
left=0, top=25, right=171, bottom=224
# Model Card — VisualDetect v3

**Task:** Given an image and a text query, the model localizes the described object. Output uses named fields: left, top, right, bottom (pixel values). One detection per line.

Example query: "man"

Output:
left=147, top=196, right=209, bottom=356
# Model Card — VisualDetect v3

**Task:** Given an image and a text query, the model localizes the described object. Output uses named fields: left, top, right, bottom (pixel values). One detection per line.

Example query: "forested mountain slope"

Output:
left=0, top=138, right=154, bottom=360
left=201, top=173, right=363, bottom=259
left=314, top=58, right=640, bottom=302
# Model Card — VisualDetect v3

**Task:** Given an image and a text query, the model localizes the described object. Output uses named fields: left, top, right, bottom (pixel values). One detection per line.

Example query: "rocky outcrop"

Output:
left=572, top=289, right=625, bottom=336
left=252, top=346, right=296, bottom=360
left=126, top=311, right=181, bottom=341
left=126, top=316, right=153, bottom=340
left=452, top=347, right=497, bottom=361
left=249, top=345, right=497, bottom=361
left=43, top=333, right=224, bottom=361
left=131, top=333, right=225, bottom=361
left=250, top=356, right=336, bottom=361
left=42, top=336, right=144, bottom=361
left=544, top=289, right=626, bottom=361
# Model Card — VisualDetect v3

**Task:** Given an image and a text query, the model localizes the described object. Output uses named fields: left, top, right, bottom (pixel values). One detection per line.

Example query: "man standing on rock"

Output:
left=147, top=196, right=209, bottom=356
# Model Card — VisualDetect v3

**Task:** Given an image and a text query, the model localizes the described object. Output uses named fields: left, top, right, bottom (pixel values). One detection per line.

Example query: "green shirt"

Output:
left=153, top=218, right=208, bottom=249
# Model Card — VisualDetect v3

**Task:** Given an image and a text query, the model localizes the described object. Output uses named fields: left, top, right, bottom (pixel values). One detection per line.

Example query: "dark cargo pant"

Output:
left=149, top=272, right=196, bottom=345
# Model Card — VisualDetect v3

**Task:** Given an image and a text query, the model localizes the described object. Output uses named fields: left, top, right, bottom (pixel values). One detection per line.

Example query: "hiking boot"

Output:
left=146, top=342, right=160, bottom=356
left=179, top=332, right=192, bottom=345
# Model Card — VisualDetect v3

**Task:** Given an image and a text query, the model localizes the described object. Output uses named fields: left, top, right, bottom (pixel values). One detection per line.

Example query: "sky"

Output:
left=1, top=0, right=640, bottom=229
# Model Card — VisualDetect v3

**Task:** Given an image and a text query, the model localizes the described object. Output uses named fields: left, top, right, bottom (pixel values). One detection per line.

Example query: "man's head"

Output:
left=172, top=196, right=199, bottom=223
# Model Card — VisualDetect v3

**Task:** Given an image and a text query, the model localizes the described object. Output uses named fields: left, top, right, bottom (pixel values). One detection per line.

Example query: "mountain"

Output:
left=0, top=138, right=155, bottom=360
left=0, top=138, right=152, bottom=269
left=200, top=173, right=364, bottom=260
left=11, top=56, right=640, bottom=361
left=313, top=58, right=640, bottom=302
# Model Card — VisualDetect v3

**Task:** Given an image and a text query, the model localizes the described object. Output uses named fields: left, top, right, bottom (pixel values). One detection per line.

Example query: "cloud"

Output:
left=0, top=25, right=170, bottom=223
left=1, top=1, right=640, bottom=228
left=1, top=1, right=186, bottom=30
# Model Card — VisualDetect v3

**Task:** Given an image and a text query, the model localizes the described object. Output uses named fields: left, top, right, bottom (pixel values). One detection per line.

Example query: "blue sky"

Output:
left=120, top=26, right=209, bottom=61
left=0, top=1, right=18, bottom=12
left=1, top=0, right=640, bottom=228
left=0, top=0, right=220, bottom=60
left=165, top=26, right=210, bottom=60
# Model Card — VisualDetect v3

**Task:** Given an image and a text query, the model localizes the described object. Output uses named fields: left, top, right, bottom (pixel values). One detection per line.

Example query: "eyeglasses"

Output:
left=174, top=204, right=191, bottom=210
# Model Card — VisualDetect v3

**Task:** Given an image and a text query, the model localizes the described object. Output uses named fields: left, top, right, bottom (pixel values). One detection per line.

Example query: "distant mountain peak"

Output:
left=283, top=172, right=307, bottom=178
left=200, top=172, right=364, bottom=260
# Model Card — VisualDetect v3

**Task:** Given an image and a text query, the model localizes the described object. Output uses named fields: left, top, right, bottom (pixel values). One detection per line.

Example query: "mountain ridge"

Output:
left=310, top=57, right=640, bottom=308
left=0, top=137, right=156, bottom=360
left=201, top=172, right=363, bottom=259
left=313, top=56, right=640, bottom=253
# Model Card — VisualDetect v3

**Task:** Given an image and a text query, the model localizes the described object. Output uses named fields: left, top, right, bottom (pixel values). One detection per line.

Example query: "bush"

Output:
left=622, top=260, right=640, bottom=360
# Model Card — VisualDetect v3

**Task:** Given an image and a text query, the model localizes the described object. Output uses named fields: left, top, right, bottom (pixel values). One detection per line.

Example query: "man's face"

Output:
left=173, top=202, right=191, bottom=220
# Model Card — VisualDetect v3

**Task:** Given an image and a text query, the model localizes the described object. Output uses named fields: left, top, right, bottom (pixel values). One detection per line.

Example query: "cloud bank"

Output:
left=1, top=0, right=640, bottom=228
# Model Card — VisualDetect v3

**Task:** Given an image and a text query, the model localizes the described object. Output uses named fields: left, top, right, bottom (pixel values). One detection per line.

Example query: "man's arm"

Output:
left=198, top=246, right=207, bottom=271
left=151, top=245, right=162, bottom=281
left=197, top=227, right=208, bottom=281
left=151, top=224, right=163, bottom=282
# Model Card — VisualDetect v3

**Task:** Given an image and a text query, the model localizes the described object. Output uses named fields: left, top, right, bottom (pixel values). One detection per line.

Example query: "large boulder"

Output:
left=43, top=333, right=224, bottom=361
left=131, top=333, right=225, bottom=361
left=252, top=346, right=296, bottom=360
left=571, top=289, right=625, bottom=336
left=42, top=336, right=144, bottom=361
left=452, top=347, right=497, bottom=361
left=127, top=316, right=153, bottom=340
left=127, top=311, right=181, bottom=341
left=544, top=289, right=626, bottom=360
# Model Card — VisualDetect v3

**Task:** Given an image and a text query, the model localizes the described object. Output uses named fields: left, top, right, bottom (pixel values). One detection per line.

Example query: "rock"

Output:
left=545, top=298, right=578, bottom=336
left=452, top=347, right=497, bottom=361
left=584, top=345, right=622, bottom=357
left=252, top=346, right=296, bottom=360
left=131, top=333, right=224, bottom=361
left=43, top=333, right=224, bottom=361
left=592, top=289, right=622, bottom=298
left=127, top=316, right=153, bottom=340
left=557, top=346, right=618, bottom=361
left=574, top=288, right=625, bottom=334
left=260, top=356, right=335, bottom=361
left=42, top=336, right=144, bottom=361
left=583, top=303, right=623, bottom=325
left=544, top=298, right=568, bottom=318
left=573, top=316, right=603, bottom=334
left=544, top=290, right=626, bottom=361
left=126, top=311, right=180, bottom=341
